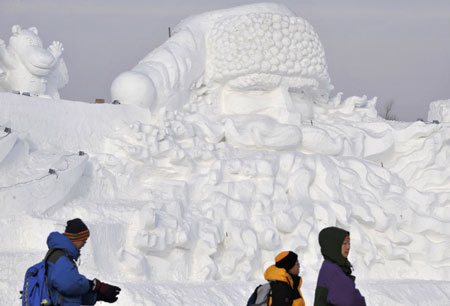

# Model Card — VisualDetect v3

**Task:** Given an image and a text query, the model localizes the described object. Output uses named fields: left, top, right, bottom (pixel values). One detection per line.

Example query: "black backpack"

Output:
left=246, top=282, right=272, bottom=306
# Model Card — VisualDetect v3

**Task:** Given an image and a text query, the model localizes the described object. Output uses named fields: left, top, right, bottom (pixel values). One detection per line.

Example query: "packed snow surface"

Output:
left=1, top=3, right=450, bottom=305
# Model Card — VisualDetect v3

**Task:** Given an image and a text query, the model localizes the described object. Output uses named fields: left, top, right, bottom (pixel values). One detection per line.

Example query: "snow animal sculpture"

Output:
left=111, top=2, right=331, bottom=123
left=0, top=25, right=68, bottom=99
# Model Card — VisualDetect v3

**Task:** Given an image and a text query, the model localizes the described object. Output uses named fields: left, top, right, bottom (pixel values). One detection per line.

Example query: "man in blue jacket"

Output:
left=46, top=218, right=121, bottom=305
left=313, top=226, right=366, bottom=306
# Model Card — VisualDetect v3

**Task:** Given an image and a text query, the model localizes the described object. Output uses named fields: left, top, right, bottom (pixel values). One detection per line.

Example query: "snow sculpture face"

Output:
left=0, top=25, right=68, bottom=98
left=205, top=13, right=331, bottom=123
left=10, top=26, right=43, bottom=49
left=9, top=26, right=48, bottom=77
left=112, top=5, right=331, bottom=120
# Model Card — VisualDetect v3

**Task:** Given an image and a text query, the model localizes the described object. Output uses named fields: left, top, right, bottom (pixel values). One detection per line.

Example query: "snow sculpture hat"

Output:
left=64, top=218, right=90, bottom=242
left=206, top=10, right=332, bottom=99
left=275, top=251, right=298, bottom=271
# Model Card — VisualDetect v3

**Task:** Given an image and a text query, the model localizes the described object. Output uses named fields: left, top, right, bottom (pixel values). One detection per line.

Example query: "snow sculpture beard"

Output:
left=200, top=12, right=331, bottom=125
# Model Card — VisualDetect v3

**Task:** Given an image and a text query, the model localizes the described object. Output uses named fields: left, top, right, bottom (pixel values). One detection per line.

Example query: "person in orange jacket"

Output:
left=264, top=251, right=305, bottom=306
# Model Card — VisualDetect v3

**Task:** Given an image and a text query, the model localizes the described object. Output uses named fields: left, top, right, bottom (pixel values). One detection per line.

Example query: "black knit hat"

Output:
left=64, top=218, right=90, bottom=242
left=275, top=251, right=298, bottom=271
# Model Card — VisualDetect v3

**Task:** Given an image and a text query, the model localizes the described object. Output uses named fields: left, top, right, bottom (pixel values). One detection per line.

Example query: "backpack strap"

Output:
left=44, top=249, right=69, bottom=306
left=267, top=281, right=274, bottom=305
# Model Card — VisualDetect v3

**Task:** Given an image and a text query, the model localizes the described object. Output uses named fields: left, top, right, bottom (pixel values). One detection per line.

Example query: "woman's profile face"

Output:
left=341, top=237, right=350, bottom=258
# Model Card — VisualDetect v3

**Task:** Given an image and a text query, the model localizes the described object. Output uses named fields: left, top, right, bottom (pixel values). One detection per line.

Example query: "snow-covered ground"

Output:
left=1, top=3, right=450, bottom=306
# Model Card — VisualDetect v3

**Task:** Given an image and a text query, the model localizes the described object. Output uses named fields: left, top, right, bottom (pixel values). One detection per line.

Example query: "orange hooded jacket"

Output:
left=264, top=265, right=305, bottom=306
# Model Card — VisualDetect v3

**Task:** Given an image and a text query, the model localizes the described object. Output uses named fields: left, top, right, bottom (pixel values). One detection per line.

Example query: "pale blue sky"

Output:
left=1, top=0, right=449, bottom=121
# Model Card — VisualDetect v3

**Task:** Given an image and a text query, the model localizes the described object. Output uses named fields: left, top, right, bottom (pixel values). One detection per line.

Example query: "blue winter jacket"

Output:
left=46, top=232, right=97, bottom=306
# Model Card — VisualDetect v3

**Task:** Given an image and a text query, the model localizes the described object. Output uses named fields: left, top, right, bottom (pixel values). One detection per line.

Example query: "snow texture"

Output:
left=1, top=3, right=450, bottom=306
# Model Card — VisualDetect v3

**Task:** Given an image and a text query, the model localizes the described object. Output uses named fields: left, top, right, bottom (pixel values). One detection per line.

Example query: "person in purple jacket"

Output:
left=313, top=226, right=366, bottom=306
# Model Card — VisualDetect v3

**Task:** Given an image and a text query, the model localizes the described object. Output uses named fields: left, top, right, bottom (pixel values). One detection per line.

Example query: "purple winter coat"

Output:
left=314, top=260, right=366, bottom=306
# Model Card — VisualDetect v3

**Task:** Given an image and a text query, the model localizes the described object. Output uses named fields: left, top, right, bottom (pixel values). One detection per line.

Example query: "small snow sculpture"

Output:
left=428, top=99, right=450, bottom=123
left=0, top=25, right=68, bottom=99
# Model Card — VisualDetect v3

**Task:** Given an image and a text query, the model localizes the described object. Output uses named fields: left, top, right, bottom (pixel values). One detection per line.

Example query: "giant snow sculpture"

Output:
left=109, top=2, right=450, bottom=282
left=2, top=4, right=450, bottom=295
left=0, top=25, right=68, bottom=99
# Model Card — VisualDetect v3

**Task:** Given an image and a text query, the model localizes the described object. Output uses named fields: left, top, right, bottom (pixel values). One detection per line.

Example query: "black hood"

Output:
left=319, top=226, right=354, bottom=279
